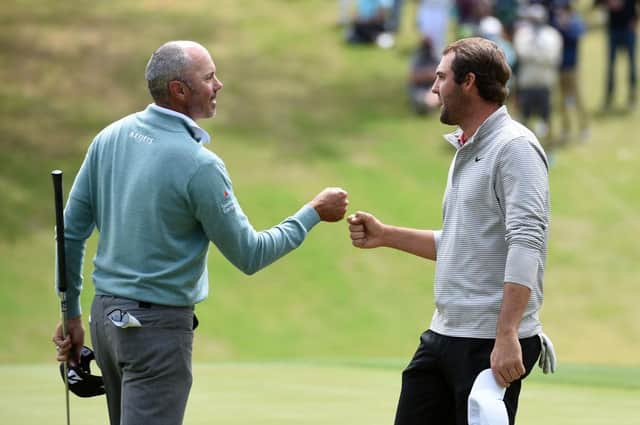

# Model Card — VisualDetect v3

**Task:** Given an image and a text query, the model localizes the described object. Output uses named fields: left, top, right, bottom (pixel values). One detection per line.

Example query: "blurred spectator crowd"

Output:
left=338, top=0, right=639, bottom=158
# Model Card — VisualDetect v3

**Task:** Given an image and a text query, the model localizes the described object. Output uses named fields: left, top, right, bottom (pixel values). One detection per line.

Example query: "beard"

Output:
left=438, top=87, right=464, bottom=125
left=439, top=103, right=458, bottom=125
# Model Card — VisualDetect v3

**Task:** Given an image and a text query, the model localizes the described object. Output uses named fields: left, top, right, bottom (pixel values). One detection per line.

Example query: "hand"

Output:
left=490, top=332, right=525, bottom=388
left=310, top=187, right=349, bottom=222
left=52, top=316, right=85, bottom=366
left=348, top=211, right=385, bottom=249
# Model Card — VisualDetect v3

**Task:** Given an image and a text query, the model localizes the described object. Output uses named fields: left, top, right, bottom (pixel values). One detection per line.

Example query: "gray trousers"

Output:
left=90, top=295, right=195, bottom=425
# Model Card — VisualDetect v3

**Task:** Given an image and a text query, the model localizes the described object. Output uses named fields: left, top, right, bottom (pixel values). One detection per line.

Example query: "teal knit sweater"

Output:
left=60, top=105, right=319, bottom=318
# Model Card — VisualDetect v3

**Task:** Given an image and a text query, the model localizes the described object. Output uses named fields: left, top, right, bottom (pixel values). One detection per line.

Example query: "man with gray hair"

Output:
left=52, top=40, right=349, bottom=425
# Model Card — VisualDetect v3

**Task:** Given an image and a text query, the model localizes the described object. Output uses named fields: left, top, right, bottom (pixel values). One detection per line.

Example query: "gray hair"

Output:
left=144, top=41, right=192, bottom=102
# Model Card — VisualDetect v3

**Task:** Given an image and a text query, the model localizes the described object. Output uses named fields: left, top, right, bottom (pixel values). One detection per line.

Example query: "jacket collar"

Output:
left=147, top=104, right=211, bottom=144
left=443, top=105, right=509, bottom=151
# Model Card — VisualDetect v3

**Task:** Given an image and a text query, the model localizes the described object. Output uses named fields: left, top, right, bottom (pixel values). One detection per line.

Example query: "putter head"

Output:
left=59, top=346, right=106, bottom=398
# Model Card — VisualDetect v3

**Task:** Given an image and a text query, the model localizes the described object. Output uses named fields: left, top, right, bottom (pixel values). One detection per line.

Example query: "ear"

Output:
left=168, top=80, right=188, bottom=101
left=462, top=72, right=476, bottom=92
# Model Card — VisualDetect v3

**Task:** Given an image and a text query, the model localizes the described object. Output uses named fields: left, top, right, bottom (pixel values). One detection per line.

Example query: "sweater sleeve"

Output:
left=59, top=144, right=97, bottom=318
left=187, top=157, right=320, bottom=275
left=496, top=138, right=549, bottom=289
left=433, top=229, right=442, bottom=258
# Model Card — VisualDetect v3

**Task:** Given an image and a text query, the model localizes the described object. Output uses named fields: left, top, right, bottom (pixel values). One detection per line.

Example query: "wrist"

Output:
left=67, top=315, right=83, bottom=324
left=496, top=326, right=518, bottom=339
left=378, top=223, right=392, bottom=247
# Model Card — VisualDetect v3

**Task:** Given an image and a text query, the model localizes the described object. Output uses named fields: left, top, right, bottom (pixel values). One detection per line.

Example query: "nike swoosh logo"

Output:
left=475, top=156, right=482, bottom=162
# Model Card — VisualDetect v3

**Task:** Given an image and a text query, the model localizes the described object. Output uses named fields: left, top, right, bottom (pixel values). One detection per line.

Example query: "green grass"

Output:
left=1, top=362, right=638, bottom=425
left=1, top=5, right=639, bottom=421
left=0, top=0, right=639, bottom=369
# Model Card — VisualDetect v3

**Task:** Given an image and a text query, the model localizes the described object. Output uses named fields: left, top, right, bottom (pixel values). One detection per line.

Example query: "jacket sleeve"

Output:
left=495, top=138, right=549, bottom=289
left=187, top=157, right=320, bottom=275
left=60, top=144, right=97, bottom=318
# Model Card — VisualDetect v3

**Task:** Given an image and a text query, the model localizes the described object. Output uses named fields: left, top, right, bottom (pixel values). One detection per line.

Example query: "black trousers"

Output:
left=394, top=330, right=541, bottom=425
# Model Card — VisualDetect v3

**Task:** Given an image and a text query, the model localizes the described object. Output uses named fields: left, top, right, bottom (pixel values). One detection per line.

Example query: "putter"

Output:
left=52, top=170, right=71, bottom=425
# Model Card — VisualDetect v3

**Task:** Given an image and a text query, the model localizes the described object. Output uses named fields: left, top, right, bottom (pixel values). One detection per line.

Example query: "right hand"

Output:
left=348, top=211, right=385, bottom=248
left=490, top=331, right=525, bottom=388
left=310, top=187, right=349, bottom=222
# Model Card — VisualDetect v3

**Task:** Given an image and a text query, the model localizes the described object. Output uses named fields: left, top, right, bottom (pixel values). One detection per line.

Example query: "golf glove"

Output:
left=538, top=332, right=557, bottom=374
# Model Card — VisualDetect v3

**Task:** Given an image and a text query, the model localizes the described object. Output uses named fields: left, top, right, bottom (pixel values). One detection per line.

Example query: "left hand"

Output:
left=52, top=316, right=85, bottom=366
left=490, top=332, right=525, bottom=388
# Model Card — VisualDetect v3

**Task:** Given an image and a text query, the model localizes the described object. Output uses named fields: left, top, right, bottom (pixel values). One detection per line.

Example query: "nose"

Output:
left=214, top=76, right=223, bottom=91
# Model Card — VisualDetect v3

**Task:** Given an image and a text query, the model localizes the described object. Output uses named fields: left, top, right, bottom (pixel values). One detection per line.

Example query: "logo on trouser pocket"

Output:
left=107, top=309, right=142, bottom=328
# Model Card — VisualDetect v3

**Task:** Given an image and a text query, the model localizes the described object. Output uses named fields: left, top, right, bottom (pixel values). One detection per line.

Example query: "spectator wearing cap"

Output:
left=476, top=15, right=519, bottom=113
left=513, top=4, right=563, bottom=155
left=477, top=16, right=518, bottom=72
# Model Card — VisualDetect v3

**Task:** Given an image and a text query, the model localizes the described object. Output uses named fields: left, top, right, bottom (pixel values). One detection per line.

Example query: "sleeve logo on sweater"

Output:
left=129, top=130, right=154, bottom=145
left=222, top=190, right=235, bottom=214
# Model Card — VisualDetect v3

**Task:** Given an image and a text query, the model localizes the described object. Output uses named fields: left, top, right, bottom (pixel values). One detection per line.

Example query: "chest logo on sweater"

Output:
left=129, top=130, right=154, bottom=145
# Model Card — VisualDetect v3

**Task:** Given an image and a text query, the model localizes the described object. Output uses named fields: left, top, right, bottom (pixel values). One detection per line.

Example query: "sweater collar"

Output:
left=443, top=105, right=509, bottom=150
left=148, top=104, right=211, bottom=144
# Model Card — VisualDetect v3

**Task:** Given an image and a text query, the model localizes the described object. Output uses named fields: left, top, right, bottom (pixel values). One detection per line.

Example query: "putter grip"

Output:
left=52, top=170, right=67, bottom=293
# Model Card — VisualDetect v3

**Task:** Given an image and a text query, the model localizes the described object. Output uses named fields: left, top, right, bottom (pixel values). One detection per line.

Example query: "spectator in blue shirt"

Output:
left=346, top=0, right=393, bottom=46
